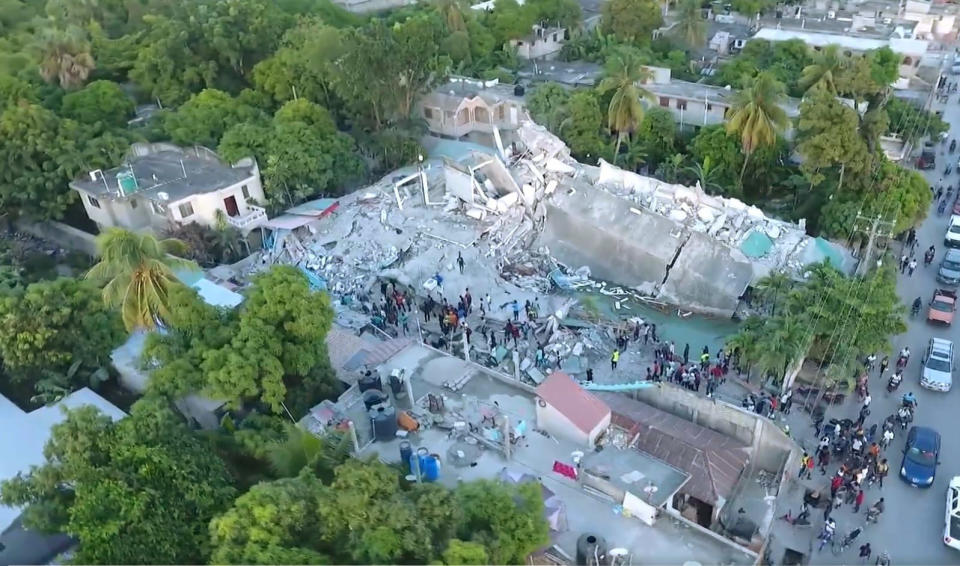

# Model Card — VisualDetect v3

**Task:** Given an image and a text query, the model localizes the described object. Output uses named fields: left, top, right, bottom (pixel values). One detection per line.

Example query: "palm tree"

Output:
left=673, top=0, right=706, bottom=47
left=753, top=270, right=792, bottom=316
left=656, top=153, right=686, bottom=182
left=726, top=71, right=789, bottom=187
left=799, top=44, right=847, bottom=95
left=435, top=0, right=467, bottom=32
left=597, top=48, right=654, bottom=164
left=755, top=313, right=811, bottom=386
left=35, top=26, right=95, bottom=89
left=268, top=425, right=353, bottom=481
left=85, top=228, right=193, bottom=331
left=620, top=137, right=648, bottom=172
left=684, top=156, right=723, bottom=194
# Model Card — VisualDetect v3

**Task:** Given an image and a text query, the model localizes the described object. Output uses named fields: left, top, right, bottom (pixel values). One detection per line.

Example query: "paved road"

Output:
left=788, top=72, right=960, bottom=565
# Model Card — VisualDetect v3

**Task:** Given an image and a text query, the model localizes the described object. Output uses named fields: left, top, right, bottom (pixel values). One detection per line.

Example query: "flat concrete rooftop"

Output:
left=355, top=344, right=755, bottom=565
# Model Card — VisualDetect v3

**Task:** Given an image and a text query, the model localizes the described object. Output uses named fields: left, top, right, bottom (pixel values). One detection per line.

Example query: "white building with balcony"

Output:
left=70, top=143, right=268, bottom=235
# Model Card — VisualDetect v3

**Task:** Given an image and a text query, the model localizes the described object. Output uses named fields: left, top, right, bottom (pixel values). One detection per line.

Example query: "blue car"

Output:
left=900, top=426, right=941, bottom=488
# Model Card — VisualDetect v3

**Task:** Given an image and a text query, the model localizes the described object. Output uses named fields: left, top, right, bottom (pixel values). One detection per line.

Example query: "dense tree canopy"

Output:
left=601, top=0, right=662, bottom=43
left=0, top=399, right=237, bottom=564
left=0, top=277, right=124, bottom=379
left=60, top=79, right=134, bottom=128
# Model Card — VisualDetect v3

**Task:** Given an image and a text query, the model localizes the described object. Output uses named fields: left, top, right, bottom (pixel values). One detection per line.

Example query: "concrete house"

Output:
left=70, top=144, right=268, bottom=235
left=417, top=77, right=526, bottom=140
left=510, top=25, right=567, bottom=60
left=534, top=371, right=611, bottom=447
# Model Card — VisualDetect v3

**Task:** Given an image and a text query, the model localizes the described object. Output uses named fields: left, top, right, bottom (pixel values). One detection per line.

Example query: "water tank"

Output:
left=399, top=441, right=413, bottom=472
left=410, top=447, right=430, bottom=479
left=514, top=84, right=525, bottom=97
left=370, top=405, right=398, bottom=441
left=389, top=374, right=404, bottom=395
left=576, top=533, right=607, bottom=566
left=362, top=389, right=386, bottom=410
left=358, top=372, right=381, bottom=393
left=116, top=171, right=138, bottom=195
left=422, top=453, right=441, bottom=482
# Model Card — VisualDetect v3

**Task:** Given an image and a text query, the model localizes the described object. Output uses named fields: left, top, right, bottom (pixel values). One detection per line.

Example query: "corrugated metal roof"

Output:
left=598, top=392, right=749, bottom=505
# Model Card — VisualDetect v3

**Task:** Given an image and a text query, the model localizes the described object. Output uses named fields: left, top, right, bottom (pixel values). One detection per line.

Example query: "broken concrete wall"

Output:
left=537, top=184, right=682, bottom=294
left=444, top=164, right=476, bottom=203
left=658, top=231, right=755, bottom=317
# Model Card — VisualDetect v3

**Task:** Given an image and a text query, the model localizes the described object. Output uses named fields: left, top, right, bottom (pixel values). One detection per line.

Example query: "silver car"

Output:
left=921, top=337, right=954, bottom=392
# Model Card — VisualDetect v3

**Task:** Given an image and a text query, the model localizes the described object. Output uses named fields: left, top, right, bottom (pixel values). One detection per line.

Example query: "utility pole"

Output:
left=855, top=213, right=896, bottom=276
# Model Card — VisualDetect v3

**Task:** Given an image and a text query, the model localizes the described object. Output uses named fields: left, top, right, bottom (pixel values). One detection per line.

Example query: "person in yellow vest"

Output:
left=611, top=348, right=620, bottom=371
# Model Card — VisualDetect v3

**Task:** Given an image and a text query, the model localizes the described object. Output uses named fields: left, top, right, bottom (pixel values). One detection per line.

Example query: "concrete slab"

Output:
left=659, top=231, right=755, bottom=317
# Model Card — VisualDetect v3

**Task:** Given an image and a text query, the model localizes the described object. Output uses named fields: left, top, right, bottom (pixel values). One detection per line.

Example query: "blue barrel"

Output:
left=399, top=441, right=413, bottom=473
left=422, top=454, right=441, bottom=482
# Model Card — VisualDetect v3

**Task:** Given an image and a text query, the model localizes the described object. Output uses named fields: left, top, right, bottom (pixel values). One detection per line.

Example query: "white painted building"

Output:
left=510, top=25, right=567, bottom=60
left=534, top=371, right=611, bottom=447
left=70, top=144, right=268, bottom=235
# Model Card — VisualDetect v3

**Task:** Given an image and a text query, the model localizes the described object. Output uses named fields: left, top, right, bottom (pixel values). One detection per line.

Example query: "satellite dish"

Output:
left=158, top=191, right=169, bottom=201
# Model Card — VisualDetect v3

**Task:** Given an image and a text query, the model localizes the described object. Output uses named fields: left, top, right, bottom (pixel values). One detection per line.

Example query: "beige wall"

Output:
left=419, top=98, right=523, bottom=139
left=167, top=175, right=264, bottom=228
left=535, top=400, right=609, bottom=447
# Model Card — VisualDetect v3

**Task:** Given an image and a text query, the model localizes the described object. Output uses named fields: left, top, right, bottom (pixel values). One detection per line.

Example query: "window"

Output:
left=707, top=103, right=714, bottom=111
left=677, top=100, right=687, bottom=110
left=178, top=202, right=195, bottom=218
left=130, top=199, right=138, bottom=209
left=87, top=195, right=101, bottom=209
left=423, top=107, right=434, bottom=119
left=242, top=184, right=250, bottom=199
left=552, top=33, right=558, bottom=41
left=659, top=97, right=669, bottom=107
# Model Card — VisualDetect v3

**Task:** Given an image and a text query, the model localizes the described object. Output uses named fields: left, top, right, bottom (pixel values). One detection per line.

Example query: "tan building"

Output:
left=417, top=77, right=526, bottom=140
left=70, top=144, right=267, bottom=235
left=534, top=371, right=611, bottom=447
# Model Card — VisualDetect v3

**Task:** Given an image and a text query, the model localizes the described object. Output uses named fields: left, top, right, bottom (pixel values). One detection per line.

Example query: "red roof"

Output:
left=535, top=372, right=611, bottom=433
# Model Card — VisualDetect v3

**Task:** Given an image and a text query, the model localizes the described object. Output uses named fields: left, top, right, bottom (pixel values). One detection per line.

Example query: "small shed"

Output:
left=535, top=372, right=611, bottom=447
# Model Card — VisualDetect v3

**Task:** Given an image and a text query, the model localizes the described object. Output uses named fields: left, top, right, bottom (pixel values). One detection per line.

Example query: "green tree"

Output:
left=634, top=106, right=676, bottom=167
left=163, top=89, right=262, bottom=147
left=443, top=539, right=490, bottom=564
left=202, top=265, right=336, bottom=413
left=601, top=0, right=662, bottom=42
left=730, top=0, right=772, bottom=16
left=560, top=89, right=608, bottom=161
left=34, top=26, right=95, bottom=89
left=85, top=228, right=193, bottom=331
left=0, top=400, right=237, bottom=564
left=0, top=74, right=37, bottom=112
left=598, top=47, right=653, bottom=163
left=0, top=278, right=124, bottom=380
left=796, top=89, right=871, bottom=191
left=454, top=479, right=550, bottom=564
left=725, top=71, right=789, bottom=186
left=60, top=79, right=134, bottom=128
left=0, top=103, right=80, bottom=220
left=268, top=425, right=352, bottom=480
left=527, top=82, right=572, bottom=132
left=209, top=474, right=330, bottom=565
left=684, top=156, right=724, bottom=194
left=673, top=0, right=706, bottom=47
left=690, top=124, right=742, bottom=192
left=885, top=96, right=948, bottom=143
left=251, top=21, right=345, bottom=110
left=799, top=44, right=847, bottom=94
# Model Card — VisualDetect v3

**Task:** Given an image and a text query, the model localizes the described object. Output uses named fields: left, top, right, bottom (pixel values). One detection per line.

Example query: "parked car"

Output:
left=946, top=216, right=960, bottom=248
left=919, top=143, right=937, bottom=169
left=900, top=426, right=941, bottom=488
left=921, top=337, right=954, bottom=392
left=938, top=249, right=960, bottom=286
left=928, top=289, right=958, bottom=325
left=945, top=476, right=960, bottom=551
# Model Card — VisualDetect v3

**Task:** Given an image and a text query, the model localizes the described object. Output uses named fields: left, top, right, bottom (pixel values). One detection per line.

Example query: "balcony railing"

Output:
left=226, top=204, right=267, bottom=230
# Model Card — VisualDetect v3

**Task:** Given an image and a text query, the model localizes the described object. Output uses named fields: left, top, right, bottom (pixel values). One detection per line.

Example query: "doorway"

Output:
left=224, top=195, right=239, bottom=217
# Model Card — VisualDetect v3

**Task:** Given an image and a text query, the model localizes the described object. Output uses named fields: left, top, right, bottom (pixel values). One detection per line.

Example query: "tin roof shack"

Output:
left=303, top=344, right=755, bottom=565
left=534, top=372, right=611, bottom=447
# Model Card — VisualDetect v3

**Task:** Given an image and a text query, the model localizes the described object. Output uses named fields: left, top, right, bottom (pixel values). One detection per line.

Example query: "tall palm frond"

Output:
left=726, top=71, right=789, bottom=186
left=35, top=26, right=95, bottom=89
left=85, top=228, right=193, bottom=331
left=799, top=44, right=847, bottom=95
left=597, top=48, right=655, bottom=164
left=684, top=156, right=723, bottom=194
left=674, top=0, right=706, bottom=47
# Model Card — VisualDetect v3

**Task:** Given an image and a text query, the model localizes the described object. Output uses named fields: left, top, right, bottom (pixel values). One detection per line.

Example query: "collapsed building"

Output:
left=236, top=117, right=853, bottom=320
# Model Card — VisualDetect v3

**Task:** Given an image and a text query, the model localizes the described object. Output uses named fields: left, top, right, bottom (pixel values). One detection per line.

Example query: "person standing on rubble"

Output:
left=457, top=252, right=465, bottom=274
left=511, top=300, right=520, bottom=321
left=611, top=348, right=620, bottom=370
left=683, top=343, right=690, bottom=364
left=465, top=289, right=472, bottom=314
left=434, top=272, right=444, bottom=292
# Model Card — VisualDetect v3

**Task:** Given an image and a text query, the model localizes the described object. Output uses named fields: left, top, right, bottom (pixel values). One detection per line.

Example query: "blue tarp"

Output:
left=299, top=266, right=327, bottom=291
left=740, top=230, right=774, bottom=259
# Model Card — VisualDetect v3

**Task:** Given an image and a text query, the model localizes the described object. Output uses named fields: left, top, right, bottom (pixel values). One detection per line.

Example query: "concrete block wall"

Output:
left=14, top=219, right=98, bottom=256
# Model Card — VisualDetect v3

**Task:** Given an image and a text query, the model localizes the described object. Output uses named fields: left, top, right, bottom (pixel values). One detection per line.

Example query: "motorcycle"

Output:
left=897, top=407, right=913, bottom=430
left=887, top=373, right=903, bottom=393
left=866, top=506, right=882, bottom=524
left=896, top=354, right=909, bottom=370
left=925, top=249, right=936, bottom=266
